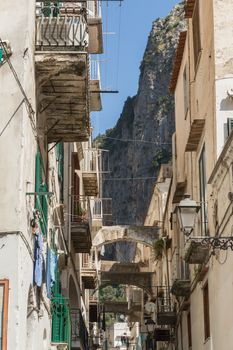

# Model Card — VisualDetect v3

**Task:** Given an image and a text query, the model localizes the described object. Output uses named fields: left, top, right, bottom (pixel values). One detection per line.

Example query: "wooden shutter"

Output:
left=187, top=311, right=192, bottom=348
left=203, top=283, right=210, bottom=340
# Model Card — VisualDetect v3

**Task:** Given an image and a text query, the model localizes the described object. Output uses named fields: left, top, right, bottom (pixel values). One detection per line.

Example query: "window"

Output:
left=199, top=146, right=208, bottom=235
left=203, top=283, right=210, bottom=340
left=0, top=280, right=9, bottom=350
left=227, top=118, right=233, bottom=137
left=183, top=65, right=189, bottom=116
left=35, top=152, right=48, bottom=237
left=192, top=0, right=201, bottom=68
left=187, top=311, right=192, bottom=348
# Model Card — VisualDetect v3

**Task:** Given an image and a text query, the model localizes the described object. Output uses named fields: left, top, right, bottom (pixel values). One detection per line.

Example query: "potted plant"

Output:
left=153, top=239, right=165, bottom=260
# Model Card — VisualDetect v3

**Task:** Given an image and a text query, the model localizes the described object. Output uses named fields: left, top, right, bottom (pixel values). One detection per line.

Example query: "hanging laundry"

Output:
left=50, top=249, right=57, bottom=289
left=33, top=231, right=43, bottom=287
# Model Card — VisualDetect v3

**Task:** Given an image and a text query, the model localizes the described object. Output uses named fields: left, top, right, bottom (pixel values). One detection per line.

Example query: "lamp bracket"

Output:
left=187, top=236, right=233, bottom=251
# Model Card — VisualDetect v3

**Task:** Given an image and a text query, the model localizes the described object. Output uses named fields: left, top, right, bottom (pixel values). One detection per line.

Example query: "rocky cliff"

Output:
left=97, top=3, right=185, bottom=230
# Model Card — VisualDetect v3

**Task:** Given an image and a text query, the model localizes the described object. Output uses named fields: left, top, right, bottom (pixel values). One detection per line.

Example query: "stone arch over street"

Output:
left=100, top=271, right=154, bottom=296
left=92, top=225, right=160, bottom=248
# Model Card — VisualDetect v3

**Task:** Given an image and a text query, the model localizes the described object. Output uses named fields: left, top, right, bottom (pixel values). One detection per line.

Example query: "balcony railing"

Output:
left=36, top=6, right=89, bottom=51
left=70, top=195, right=91, bottom=224
left=87, top=0, right=101, bottom=18
left=156, top=287, right=177, bottom=326
left=90, top=60, right=101, bottom=81
left=170, top=249, right=190, bottom=297
left=70, top=195, right=92, bottom=253
left=91, top=198, right=112, bottom=220
left=71, top=308, right=89, bottom=350
left=82, top=253, right=96, bottom=269
left=82, top=148, right=98, bottom=173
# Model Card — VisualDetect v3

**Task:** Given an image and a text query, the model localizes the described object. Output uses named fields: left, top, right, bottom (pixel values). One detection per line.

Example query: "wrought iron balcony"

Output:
left=91, top=198, right=112, bottom=222
left=81, top=253, right=97, bottom=289
left=156, top=287, right=177, bottom=326
left=184, top=240, right=209, bottom=264
left=90, top=60, right=102, bottom=111
left=170, top=250, right=190, bottom=297
left=82, top=148, right=99, bottom=196
left=35, top=4, right=90, bottom=142
left=35, top=4, right=88, bottom=51
left=70, top=195, right=92, bottom=253
left=71, top=308, right=89, bottom=350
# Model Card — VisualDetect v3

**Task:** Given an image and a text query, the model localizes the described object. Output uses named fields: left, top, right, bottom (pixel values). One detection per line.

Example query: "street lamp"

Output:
left=175, top=194, right=233, bottom=251
left=175, top=194, right=200, bottom=236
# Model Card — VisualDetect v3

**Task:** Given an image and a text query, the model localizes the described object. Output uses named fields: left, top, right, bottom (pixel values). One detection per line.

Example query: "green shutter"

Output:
left=51, top=266, right=71, bottom=348
left=0, top=48, right=3, bottom=63
left=55, top=142, right=64, bottom=201
left=51, top=295, right=71, bottom=348
left=35, top=151, right=48, bottom=237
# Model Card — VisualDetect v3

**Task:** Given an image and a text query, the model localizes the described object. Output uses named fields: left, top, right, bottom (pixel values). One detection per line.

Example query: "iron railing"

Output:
left=71, top=308, right=89, bottom=350
left=156, top=286, right=173, bottom=314
left=98, top=149, right=110, bottom=173
left=171, top=247, right=190, bottom=283
left=90, top=60, right=101, bottom=81
left=82, top=148, right=98, bottom=172
left=87, top=0, right=101, bottom=18
left=70, top=195, right=92, bottom=226
left=90, top=198, right=112, bottom=220
left=36, top=10, right=88, bottom=50
left=82, top=253, right=96, bottom=269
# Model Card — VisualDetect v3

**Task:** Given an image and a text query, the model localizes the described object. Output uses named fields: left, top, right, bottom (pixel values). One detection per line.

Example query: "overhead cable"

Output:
left=0, top=99, right=25, bottom=137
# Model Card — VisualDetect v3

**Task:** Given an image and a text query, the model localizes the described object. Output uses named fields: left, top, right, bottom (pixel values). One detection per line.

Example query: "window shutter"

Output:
left=55, top=142, right=64, bottom=201
left=35, top=151, right=48, bottom=237
left=0, top=48, right=3, bottom=63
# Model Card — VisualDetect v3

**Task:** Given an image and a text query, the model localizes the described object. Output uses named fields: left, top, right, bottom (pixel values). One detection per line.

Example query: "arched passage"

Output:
left=100, top=271, right=154, bottom=296
left=93, top=225, right=160, bottom=248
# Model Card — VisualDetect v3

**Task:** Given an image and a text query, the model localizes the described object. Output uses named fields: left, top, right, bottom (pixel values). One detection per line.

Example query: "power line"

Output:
left=0, top=99, right=25, bottom=137
left=103, top=176, right=159, bottom=181
left=0, top=38, right=37, bottom=136
left=101, top=135, right=172, bottom=145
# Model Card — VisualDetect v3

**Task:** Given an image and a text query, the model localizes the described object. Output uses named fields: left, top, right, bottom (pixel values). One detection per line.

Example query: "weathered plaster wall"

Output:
left=0, top=0, right=37, bottom=233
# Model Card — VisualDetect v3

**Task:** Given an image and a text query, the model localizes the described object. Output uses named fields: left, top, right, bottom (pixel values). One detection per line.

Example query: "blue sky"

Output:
left=92, top=0, right=179, bottom=137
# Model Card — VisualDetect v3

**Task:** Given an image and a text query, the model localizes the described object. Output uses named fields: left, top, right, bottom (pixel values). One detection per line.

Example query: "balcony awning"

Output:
left=185, top=119, right=205, bottom=152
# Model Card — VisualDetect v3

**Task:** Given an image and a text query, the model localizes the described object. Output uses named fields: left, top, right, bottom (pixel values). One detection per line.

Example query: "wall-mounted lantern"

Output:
left=175, top=194, right=233, bottom=251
